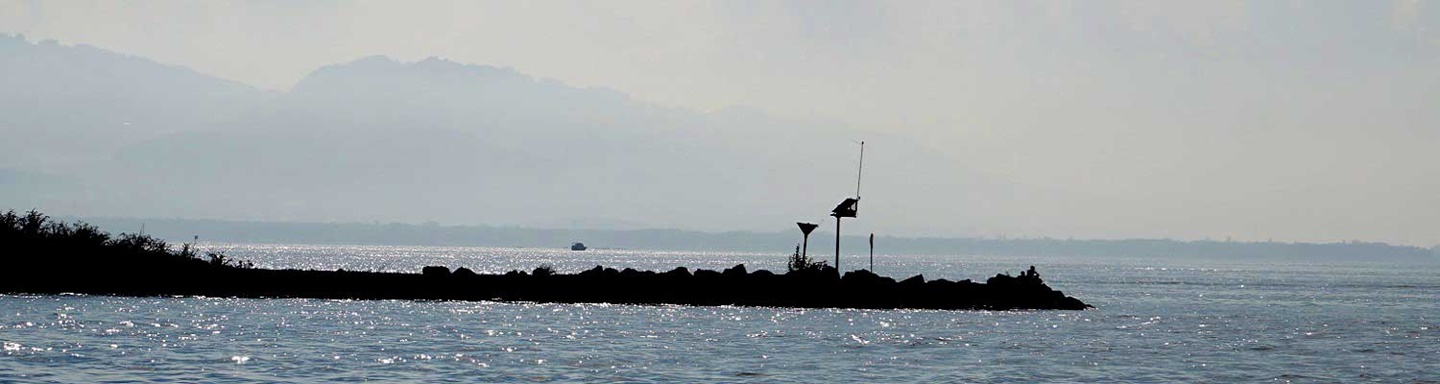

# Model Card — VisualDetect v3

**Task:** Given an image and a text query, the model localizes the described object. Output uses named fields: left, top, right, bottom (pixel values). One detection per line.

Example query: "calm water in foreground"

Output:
left=3, top=244, right=1437, bottom=382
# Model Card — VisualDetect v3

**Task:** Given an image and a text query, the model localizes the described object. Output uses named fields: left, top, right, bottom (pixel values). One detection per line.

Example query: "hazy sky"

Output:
left=3, top=1, right=1439, bottom=245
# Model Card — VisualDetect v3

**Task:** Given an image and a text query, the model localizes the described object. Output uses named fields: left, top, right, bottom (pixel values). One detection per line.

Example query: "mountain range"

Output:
left=5, top=34, right=1105, bottom=239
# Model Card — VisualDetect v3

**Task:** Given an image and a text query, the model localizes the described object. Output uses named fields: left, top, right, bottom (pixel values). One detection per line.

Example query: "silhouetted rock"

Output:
left=580, top=265, right=605, bottom=277
left=842, top=269, right=881, bottom=282
left=665, top=267, right=690, bottom=276
left=422, top=266, right=450, bottom=277
left=928, top=279, right=958, bottom=289
left=722, top=264, right=748, bottom=277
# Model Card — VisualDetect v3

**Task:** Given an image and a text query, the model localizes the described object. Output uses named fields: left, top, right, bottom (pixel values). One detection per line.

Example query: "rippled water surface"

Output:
left=3, top=244, right=1437, bottom=382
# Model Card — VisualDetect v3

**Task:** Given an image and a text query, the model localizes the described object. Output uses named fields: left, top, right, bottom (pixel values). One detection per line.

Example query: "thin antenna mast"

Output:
left=856, top=141, right=865, bottom=198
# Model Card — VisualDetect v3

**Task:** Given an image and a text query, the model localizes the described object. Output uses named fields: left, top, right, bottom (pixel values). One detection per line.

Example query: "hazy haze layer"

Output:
left=2, top=1, right=1438, bottom=246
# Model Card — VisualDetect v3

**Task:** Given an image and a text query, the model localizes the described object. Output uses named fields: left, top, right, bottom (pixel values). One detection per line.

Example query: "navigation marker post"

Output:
left=829, top=141, right=864, bottom=272
left=797, top=221, right=819, bottom=261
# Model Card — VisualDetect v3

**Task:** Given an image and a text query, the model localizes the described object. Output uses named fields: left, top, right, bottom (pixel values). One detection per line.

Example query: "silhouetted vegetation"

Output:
left=786, top=245, right=828, bottom=273
left=205, top=251, right=254, bottom=269
left=1, top=209, right=250, bottom=272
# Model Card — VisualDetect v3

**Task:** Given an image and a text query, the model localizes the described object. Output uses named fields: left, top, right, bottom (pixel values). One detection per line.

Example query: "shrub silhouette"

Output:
left=207, top=251, right=253, bottom=269
left=786, top=244, right=827, bottom=273
left=1, top=208, right=252, bottom=269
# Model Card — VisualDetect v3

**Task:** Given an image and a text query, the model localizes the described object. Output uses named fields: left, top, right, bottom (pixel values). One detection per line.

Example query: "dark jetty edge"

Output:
left=1, top=210, right=1092, bottom=310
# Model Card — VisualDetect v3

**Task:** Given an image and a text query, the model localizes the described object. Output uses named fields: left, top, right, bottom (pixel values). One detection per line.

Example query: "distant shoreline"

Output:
left=71, top=216, right=1439, bottom=262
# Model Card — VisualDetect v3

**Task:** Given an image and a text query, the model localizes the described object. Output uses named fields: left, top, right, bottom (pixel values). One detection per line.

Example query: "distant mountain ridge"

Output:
left=0, top=34, right=268, bottom=172
left=5, top=34, right=1400, bottom=249
left=3, top=34, right=1078, bottom=239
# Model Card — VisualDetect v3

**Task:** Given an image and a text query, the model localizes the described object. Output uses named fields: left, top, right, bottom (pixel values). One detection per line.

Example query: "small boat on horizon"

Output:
left=571, top=242, right=587, bottom=251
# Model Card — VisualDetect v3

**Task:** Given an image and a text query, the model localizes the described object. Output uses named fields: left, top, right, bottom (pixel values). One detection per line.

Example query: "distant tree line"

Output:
left=67, top=216, right=1439, bottom=262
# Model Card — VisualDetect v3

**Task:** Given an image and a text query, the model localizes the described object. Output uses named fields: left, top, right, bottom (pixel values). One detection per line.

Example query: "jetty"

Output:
left=1, top=210, right=1091, bottom=310
left=3, top=262, right=1091, bottom=311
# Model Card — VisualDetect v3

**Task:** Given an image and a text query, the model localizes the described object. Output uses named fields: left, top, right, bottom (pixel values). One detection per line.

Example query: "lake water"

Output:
left=3, top=244, right=1437, bottom=382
